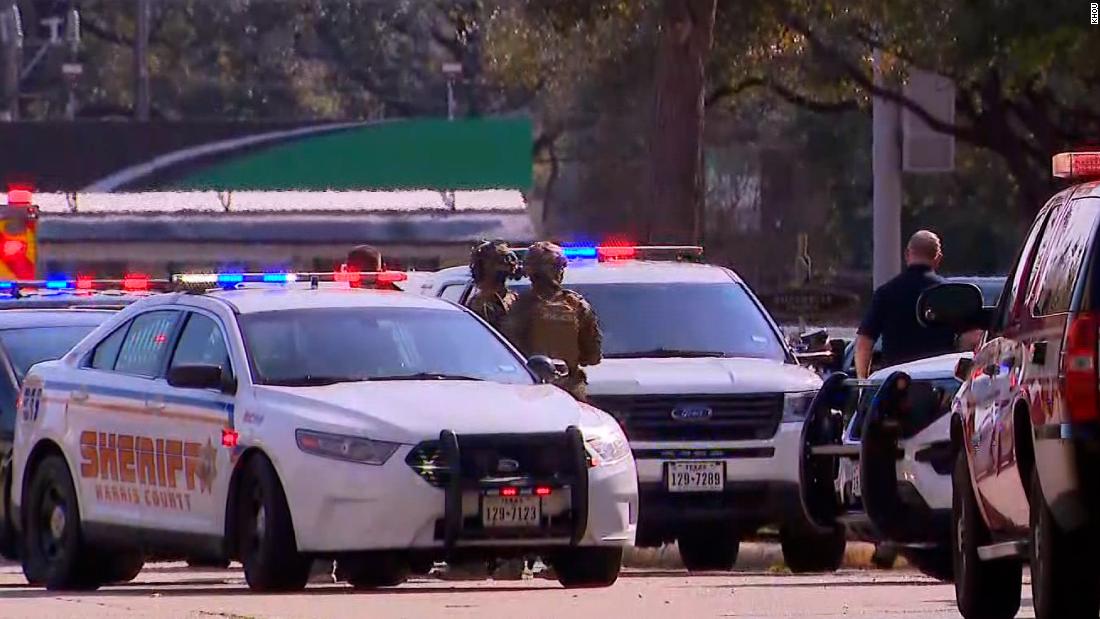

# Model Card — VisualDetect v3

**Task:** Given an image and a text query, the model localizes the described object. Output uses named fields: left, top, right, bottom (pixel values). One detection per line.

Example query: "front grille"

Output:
left=407, top=433, right=577, bottom=488
left=588, top=393, right=784, bottom=441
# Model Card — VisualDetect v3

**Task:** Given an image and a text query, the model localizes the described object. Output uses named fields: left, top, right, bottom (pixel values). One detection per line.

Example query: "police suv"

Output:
left=12, top=272, right=638, bottom=591
left=420, top=246, right=839, bottom=572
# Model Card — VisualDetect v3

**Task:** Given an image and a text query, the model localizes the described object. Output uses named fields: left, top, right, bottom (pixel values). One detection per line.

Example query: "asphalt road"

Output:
left=0, top=562, right=1037, bottom=619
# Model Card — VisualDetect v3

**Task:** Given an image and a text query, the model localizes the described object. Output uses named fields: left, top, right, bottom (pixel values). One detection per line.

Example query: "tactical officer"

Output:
left=465, top=239, right=519, bottom=329
left=503, top=242, right=602, bottom=401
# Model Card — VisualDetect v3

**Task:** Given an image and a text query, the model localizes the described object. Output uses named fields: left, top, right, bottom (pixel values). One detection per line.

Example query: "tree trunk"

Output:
left=645, top=0, right=717, bottom=244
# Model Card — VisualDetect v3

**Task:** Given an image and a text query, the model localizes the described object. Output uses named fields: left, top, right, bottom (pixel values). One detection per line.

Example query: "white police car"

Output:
left=11, top=272, right=637, bottom=591
left=420, top=246, right=839, bottom=572
left=801, top=352, right=969, bottom=582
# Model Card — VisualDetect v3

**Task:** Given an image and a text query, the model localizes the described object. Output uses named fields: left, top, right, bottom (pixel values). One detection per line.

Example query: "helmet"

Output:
left=523, top=241, right=567, bottom=284
left=469, top=239, right=519, bottom=282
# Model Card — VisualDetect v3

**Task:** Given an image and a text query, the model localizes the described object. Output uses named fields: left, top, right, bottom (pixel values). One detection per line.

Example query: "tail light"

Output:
left=1063, top=312, right=1099, bottom=423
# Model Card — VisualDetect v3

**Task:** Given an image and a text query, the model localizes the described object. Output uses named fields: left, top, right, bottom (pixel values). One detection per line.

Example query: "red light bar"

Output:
left=122, top=273, right=150, bottom=291
left=75, top=276, right=94, bottom=290
left=375, top=271, right=408, bottom=284
left=500, top=487, right=519, bottom=497
left=597, top=246, right=636, bottom=261
left=222, top=428, right=240, bottom=448
left=6, top=184, right=33, bottom=206
left=1053, top=152, right=1100, bottom=180
left=535, top=486, right=552, bottom=497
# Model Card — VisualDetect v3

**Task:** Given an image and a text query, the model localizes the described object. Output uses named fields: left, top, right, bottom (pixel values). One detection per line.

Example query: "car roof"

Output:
left=195, top=285, right=463, bottom=314
left=868, top=351, right=972, bottom=381
left=431, top=260, right=740, bottom=286
left=0, top=309, right=114, bottom=329
left=0, top=293, right=146, bottom=311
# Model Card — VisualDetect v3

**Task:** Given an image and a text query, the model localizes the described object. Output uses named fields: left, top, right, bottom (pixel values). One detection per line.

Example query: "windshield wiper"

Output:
left=605, top=349, right=731, bottom=359
left=265, top=375, right=366, bottom=387
left=370, top=372, right=484, bottom=381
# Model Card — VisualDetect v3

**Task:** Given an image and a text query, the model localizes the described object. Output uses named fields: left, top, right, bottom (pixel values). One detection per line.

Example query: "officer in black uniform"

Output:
left=854, top=230, right=958, bottom=379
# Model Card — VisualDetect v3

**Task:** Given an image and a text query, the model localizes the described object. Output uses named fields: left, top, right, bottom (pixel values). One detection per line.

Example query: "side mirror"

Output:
left=527, top=355, right=558, bottom=383
left=918, top=283, right=990, bottom=331
left=168, top=364, right=235, bottom=394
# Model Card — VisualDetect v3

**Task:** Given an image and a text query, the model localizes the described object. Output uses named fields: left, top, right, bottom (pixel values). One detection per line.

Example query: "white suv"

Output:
left=12, top=277, right=637, bottom=591
left=419, top=246, right=843, bottom=571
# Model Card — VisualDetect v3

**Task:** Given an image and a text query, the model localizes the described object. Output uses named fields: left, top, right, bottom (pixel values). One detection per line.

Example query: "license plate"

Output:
left=481, top=495, right=542, bottom=528
left=667, top=461, right=725, bottom=493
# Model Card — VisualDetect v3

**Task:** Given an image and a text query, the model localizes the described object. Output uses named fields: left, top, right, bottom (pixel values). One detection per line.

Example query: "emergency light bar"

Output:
left=509, top=244, right=704, bottom=263
left=1053, top=151, right=1100, bottom=180
left=0, top=274, right=169, bottom=297
left=171, top=270, right=408, bottom=290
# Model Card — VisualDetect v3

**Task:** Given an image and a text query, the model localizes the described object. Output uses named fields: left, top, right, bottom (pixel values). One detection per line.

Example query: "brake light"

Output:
left=1063, top=313, right=1099, bottom=423
left=1053, top=152, right=1100, bottom=180
left=535, top=486, right=552, bottom=497
left=500, top=487, right=518, bottom=497
left=221, top=428, right=240, bottom=448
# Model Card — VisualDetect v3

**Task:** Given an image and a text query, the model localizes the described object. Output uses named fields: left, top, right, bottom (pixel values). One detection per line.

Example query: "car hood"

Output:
left=869, top=351, right=972, bottom=382
left=586, top=357, right=821, bottom=396
left=255, top=381, right=608, bottom=443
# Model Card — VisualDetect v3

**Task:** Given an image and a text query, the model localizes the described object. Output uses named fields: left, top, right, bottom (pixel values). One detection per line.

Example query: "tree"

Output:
left=646, top=0, right=716, bottom=243
left=707, top=0, right=1100, bottom=216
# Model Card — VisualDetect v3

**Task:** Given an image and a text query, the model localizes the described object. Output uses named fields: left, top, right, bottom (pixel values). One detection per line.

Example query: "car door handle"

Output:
left=70, top=390, right=89, bottom=402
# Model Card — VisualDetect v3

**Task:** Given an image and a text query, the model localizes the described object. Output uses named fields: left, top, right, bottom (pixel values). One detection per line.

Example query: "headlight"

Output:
left=782, top=391, right=817, bottom=422
left=584, top=429, right=631, bottom=467
left=295, top=429, right=399, bottom=465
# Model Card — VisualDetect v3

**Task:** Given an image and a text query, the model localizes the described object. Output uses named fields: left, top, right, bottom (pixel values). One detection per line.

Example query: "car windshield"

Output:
left=0, top=326, right=97, bottom=380
left=506, top=282, right=788, bottom=361
left=240, top=307, right=532, bottom=386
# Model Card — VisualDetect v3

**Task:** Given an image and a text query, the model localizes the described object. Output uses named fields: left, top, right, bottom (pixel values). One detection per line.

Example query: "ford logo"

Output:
left=671, top=405, right=713, bottom=421
left=497, top=458, right=521, bottom=474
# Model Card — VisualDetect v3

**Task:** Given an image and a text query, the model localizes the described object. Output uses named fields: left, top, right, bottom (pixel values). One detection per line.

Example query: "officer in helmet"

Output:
left=503, top=241, right=602, bottom=401
left=465, top=239, right=519, bottom=329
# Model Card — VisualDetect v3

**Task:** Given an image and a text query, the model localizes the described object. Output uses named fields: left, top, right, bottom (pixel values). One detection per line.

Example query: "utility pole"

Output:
left=871, top=49, right=902, bottom=289
left=0, top=3, right=23, bottom=121
left=442, top=62, right=462, bottom=121
left=134, top=0, right=150, bottom=121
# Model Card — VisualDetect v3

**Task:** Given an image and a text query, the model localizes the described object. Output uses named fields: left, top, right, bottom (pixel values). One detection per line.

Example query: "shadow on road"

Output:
left=0, top=582, right=555, bottom=599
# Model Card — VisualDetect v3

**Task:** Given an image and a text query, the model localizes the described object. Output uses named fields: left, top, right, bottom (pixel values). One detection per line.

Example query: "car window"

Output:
left=170, top=313, right=233, bottom=380
left=0, top=371, right=16, bottom=437
left=439, top=284, right=466, bottom=303
left=1027, top=202, right=1100, bottom=316
left=0, top=326, right=98, bottom=380
left=114, top=311, right=180, bottom=378
left=90, top=323, right=130, bottom=371
left=995, top=206, right=1055, bottom=331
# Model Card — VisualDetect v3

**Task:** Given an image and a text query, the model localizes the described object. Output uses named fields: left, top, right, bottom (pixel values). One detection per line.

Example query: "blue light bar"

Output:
left=562, top=246, right=598, bottom=259
left=45, top=280, right=72, bottom=290
left=217, top=273, right=245, bottom=286
left=262, top=273, right=292, bottom=283
left=0, top=282, right=13, bottom=290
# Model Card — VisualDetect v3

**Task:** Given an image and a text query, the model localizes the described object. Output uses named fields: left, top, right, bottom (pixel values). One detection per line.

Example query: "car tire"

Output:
left=677, top=526, right=740, bottom=572
left=101, top=552, right=145, bottom=584
left=236, top=454, right=311, bottom=592
left=901, top=546, right=952, bottom=582
left=1030, top=467, right=1100, bottom=619
left=338, top=552, right=410, bottom=589
left=952, top=450, right=1020, bottom=619
left=871, top=543, right=898, bottom=569
left=20, top=455, right=100, bottom=590
left=780, top=525, right=845, bottom=573
left=553, top=547, right=622, bottom=588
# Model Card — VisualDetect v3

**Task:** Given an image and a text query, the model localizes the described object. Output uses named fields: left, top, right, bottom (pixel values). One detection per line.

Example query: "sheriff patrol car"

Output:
left=11, top=272, right=637, bottom=592
left=419, top=246, right=839, bottom=573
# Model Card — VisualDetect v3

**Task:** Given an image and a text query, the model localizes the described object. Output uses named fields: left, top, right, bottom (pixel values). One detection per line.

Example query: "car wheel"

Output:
left=552, top=547, right=622, bottom=588
left=952, top=449, right=1020, bottom=619
left=338, top=552, right=410, bottom=589
left=871, top=543, right=898, bottom=569
left=780, top=525, right=845, bottom=573
left=901, top=546, right=952, bottom=582
left=101, top=552, right=145, bottom=584
left=236, top=454, right=310, bottom=592
left=1030, top=467, right=1100, bottom=619
left=21, top=455, right=99, bottom=590
left=677, top=526, right=740, bottom=572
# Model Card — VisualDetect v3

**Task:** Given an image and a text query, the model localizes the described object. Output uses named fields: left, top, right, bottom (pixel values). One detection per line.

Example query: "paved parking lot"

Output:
left=0, top=562, right=1035, bottom=618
